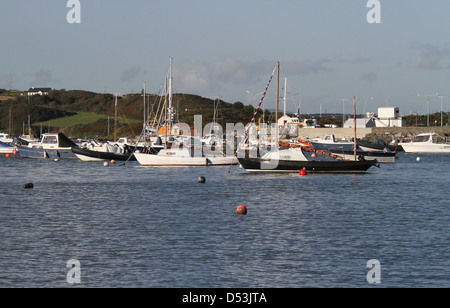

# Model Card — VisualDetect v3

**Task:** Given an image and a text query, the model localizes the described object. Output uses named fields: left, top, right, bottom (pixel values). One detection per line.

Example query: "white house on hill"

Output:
left=25, top=87, right=52, bottom=96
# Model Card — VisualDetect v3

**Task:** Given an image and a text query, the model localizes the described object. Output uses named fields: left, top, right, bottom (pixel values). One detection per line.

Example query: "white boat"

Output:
left=309, top=134, right=354, bottom=149
left=16, top=133, right=78, bottom=159
left=0, top=141, right=14, bottom=154
left=399, top=132, right=450, bottom=153
left=0, top=132, right=13, bottom=144
left=134, top=147, right=236, bottom=166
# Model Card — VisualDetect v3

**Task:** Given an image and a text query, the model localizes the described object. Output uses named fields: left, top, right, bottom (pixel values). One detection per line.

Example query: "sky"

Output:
left=1, top=0, right=450, bottom=116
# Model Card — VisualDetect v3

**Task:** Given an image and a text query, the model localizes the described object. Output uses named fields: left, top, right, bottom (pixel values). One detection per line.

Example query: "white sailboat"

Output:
left=134, top=57, right=237, bottom=167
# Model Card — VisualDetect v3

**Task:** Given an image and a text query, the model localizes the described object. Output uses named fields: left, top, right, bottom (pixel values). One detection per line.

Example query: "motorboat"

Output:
left=309, top=134, right=354, bottom=149
left=399, top=132, right=450, bottom=153
left=357, top=136, right=403, bottom=152
left=16, top=133, right=78, bottom=159
left=0, top=133, right=13, bottom=144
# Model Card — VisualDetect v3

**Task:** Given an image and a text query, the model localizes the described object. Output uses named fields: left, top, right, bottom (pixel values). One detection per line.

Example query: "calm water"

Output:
left=0, top=153, right=449, bottom=288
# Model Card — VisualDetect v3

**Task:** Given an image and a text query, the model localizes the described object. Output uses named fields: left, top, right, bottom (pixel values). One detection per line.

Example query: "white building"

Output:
left=375, top=107, right=405, bottom=127
left=26, top=87, right=52, bottom=96
left=344, top=117, right=376, bottom=128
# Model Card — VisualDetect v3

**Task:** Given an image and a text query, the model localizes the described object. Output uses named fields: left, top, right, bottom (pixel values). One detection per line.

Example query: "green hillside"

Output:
left=0, top=89, right=262, bottom=139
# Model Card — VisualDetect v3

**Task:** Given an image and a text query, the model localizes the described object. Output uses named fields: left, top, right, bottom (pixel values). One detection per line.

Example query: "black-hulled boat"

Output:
left=237, top=147, right=379, bottom=173
left=71, top=146, right=136, bottom=161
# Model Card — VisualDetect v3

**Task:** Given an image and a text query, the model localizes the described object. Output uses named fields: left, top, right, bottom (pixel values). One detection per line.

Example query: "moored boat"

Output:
left=238, top=147, right=378, bottom=173
left=71, top=145, right=138, bottom=162
left=134, top=147, right=236, bottom=166
left=0, top=141, right=14, bottom=154
left=399, top=132, right=450, bottom=153
left=309, top=134, right=354, bottom=150
left=16, top=133, right=78, bottom=159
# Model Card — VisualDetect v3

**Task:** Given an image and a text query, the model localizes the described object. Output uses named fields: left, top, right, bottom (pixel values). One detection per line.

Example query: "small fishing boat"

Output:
left=16, top=133, right=78, bottom=159
left=399, top=132, right=450, bottom=153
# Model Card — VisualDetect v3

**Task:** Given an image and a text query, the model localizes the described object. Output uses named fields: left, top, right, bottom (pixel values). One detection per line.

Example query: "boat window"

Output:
left=43, top=136, right=58, bottom=144
left=414, top=135, right=430, bottom=142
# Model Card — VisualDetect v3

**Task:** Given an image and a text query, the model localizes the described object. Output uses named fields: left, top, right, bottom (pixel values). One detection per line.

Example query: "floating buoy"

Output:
left=12, top=149, right=18, bottom=155
left=54, top=158, right=59, bottom=162
left=237, top=205, right=247, bottom=215
left=5, top=153, right=11, bottom=158
left=104, top=162, right=109, bottom=167
left=311, top=153, right=317, bottom=158
left=299, top=168, right=307, bottom=176
left=110, top=160, right=116, bottom=164
left=416, top=157, right=421, bottom=162
left=198, top=176, right=206, bottom=183
left=23, top=183, right=34, bottom=189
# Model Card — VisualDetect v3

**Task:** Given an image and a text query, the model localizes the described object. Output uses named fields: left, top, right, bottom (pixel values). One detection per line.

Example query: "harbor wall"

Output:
left=297, top=127, right=450, bottom=141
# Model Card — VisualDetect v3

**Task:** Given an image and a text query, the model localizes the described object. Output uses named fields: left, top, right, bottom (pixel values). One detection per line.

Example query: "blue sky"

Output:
left=1, top=0, right=449, bottom=115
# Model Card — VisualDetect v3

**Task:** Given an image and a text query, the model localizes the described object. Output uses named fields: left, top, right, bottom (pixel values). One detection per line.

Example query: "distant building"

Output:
left=25, top=87, right=52, bottom=96
left=344, top=117, right=376, bottom=128
left=374, top=107, right=405, bottom=127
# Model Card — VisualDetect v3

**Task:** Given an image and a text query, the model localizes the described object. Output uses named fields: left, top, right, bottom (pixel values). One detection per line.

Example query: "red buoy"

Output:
left=12, top=149, right=18, bottom=155
left=110, top=160, right=116, bottom=164
left=5, top=153, right=11, bottom=158
left=237, top=205, right=247, bottom=215
left=299, top=168, right=307, bottom=176
left=311, top=153, right=317, bottom=158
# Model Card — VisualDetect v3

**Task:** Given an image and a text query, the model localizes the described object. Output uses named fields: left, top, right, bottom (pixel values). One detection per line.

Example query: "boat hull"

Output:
left=134, top=152, right=237, bottom=166
left=399, top=143, right=450, bottom=153
left=71, top=147, right=136, bottom=162
left=237, top=157, right=378, bottom=173
left=17, top=146, right=77, bottom=159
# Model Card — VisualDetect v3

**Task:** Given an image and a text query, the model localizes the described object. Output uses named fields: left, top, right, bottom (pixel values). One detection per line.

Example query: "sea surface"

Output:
left=0, top=153, right=449, bottom=288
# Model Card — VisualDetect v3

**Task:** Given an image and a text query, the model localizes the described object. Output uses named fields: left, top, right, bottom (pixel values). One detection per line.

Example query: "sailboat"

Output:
left=237, top=62, right=379, bottom=173
left=134, top=57, right=237, bottom=167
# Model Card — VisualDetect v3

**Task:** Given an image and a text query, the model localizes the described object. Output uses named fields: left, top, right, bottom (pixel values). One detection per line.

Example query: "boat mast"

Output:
left=164, top=76, right=168, bottom=149
left=114, top=94, right=117, bottom=143
left=283, top=77, right=287, bottom=116
left=353, top=96, right=357, bottom=161
left=276, top=61, right=280, bottom=143
left=9, top=107, right=12, bottom=136
left=143, top=82, right=146, bottom=141
left=168, top=57, right=174, bottom=133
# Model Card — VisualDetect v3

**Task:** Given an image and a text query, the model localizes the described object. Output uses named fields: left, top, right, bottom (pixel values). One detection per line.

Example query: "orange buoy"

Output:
left=110, top=160, right=116, bottom=164
left=5, top=153, right=11, bottom=158
left=12, top=149, right=18, bottom=155
left=299, top=168, right=307, bottom=176
left=311, top=153, right=317, bottom=158
left=237, top=205, right=247, bottom=215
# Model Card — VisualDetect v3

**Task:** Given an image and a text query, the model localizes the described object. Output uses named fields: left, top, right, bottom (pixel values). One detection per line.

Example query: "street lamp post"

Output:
left=418, top=93, right=436, bottom=127
left=337, top=98, right=351, bottom=127
left=436, top=93, right=448, bottom=127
